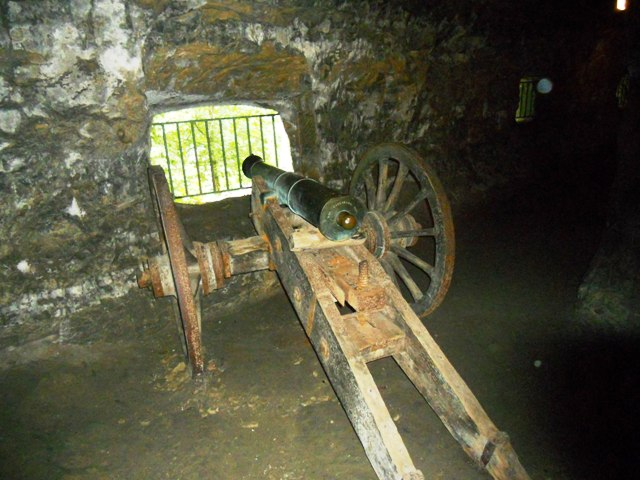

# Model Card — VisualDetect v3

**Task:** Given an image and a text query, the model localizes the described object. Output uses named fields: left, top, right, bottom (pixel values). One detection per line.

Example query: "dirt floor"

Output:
left=2, top=177, right=639, bottom=480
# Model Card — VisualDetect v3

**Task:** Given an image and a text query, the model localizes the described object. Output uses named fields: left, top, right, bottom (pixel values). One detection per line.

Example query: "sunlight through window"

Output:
left=149, top=104, right=293, bottom=204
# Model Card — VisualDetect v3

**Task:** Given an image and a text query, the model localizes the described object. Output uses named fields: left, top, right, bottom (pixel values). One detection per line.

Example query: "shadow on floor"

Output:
left=534, top=332, right=640, bottom=480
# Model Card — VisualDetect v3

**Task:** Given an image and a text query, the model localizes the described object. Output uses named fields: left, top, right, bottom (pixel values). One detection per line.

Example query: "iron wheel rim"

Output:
left=349, top=143, right=455, bottom=317
left=149, top=166, right=205, bottom=375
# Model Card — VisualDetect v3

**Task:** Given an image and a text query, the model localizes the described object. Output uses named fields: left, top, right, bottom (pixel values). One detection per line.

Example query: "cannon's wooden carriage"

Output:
left=138, top=143, right=529, bottom=480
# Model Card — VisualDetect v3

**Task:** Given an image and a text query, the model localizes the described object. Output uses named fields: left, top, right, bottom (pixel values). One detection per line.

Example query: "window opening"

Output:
left=515, top=77, right=553, bottom=123
left=150, top=104, right=293, bottom=204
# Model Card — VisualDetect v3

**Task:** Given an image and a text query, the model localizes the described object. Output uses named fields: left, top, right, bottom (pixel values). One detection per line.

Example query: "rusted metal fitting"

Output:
left=137, top=269, right=152, bottom=289
left=361, top=210, right=392, bottom=258
left=194, top=241, right=214, bottom=295
left=357, top=260, right=369, bottom=289
left=138, top=255, right=175, bottom=298
left=392, top=214, right=421, bottom=248
left=194, top=236, right=272, bottom=295
left=218, top=241, right=232, bottom=279
left=194, top=241, right=226, bottom=295
left=260, top=234, right=277, bottom=271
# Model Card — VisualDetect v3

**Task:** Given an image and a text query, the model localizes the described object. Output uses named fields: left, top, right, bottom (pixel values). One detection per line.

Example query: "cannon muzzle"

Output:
left=243, top=155, right=365, bottom=241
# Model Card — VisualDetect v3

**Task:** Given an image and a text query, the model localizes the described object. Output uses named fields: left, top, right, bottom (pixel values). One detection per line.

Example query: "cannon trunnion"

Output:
left=138, top=144, right=529, bottom=480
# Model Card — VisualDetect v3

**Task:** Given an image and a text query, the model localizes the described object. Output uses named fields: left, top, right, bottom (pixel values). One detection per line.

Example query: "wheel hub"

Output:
left=361, top=211, right=421, bottom=258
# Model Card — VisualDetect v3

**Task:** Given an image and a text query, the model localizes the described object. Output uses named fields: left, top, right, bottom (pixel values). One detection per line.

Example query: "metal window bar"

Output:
left=515, top=78, right=536, bottom=123
left=245, top=117, right=252, bottom=157
left=151, top=113, right=283, bottom=200
left=232, top=118, right=242, bottom=189
left=272, top=115, right=279, bottom=167
left=218, top=119, right=230, bottom=191
left=175, top=125, right=189, bottom=196
left=204, top=120, right=217, bottom=192
left=259, top=116, right=266, bottom=159
left=160, top=124, right=175, bottom=192
left=189, top=122, right=202, bottom=194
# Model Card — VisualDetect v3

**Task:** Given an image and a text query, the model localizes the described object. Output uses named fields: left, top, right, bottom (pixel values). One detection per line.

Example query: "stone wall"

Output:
left=0, top=0, right=152, bottom=345
left=0, top=0, right=621, bottom=345
left=577, top=6, right=640, bottom=331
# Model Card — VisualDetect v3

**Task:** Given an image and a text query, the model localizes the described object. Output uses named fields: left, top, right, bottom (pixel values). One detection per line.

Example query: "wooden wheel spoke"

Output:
left=376, top=159, right=389, bottom=209
left=383, top=162, right=409, bottom=213
left=171, top=298, right=187, bottom=357
left=364, top=170, right=376, bottom=210
left=349, top=143, right=455, bottom=317
left=391, top=228, right=435, bottom=239
left=193, top=284, right=203, bottom=332
left=388, top=188, right=428, bottom=223
left=379, top=257, right=400, bottom=290
left=391, top=245, right=434, bottom=277
left=179, top=219, right=195, bottom=256
left=386, top=252, right=423, bottom=302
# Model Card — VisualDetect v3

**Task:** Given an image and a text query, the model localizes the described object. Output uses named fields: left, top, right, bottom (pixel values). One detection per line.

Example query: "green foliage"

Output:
left=150, top=105, right=292, bottom=204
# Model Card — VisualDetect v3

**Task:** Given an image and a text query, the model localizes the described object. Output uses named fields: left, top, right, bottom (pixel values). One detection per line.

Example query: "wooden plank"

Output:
left=289, top=222, right=366, bottom=251
left=250, top=179, right=529, bottom=480
left=223, top=236, right=270, bottom=275
left=252, top=181, right=424, bottom=480
left=357, top=245, right=530, bottom=479
left=312, top=248, right=386, bottom=312
left=337, top=307, right=407, bottom=363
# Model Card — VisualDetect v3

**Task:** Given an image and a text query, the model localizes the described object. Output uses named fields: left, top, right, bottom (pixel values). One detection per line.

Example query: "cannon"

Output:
left=242, top=154, right=366, bottom=241
left=138, top=143, right=529, bottom=480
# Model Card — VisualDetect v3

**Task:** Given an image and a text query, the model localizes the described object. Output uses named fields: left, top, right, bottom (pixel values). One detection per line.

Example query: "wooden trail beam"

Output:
left=251, top=177, right=530, bottom=480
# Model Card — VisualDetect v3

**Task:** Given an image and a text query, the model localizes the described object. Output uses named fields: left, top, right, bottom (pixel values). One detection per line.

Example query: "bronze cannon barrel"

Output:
left=243, top=155, right=365, bottom=241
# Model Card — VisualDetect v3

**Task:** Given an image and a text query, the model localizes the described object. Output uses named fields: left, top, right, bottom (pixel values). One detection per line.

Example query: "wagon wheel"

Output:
left=148, top=166, right=205, bottom=376
left=349, top=143, right=455, bottom=317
